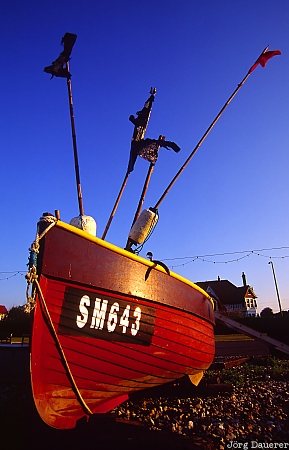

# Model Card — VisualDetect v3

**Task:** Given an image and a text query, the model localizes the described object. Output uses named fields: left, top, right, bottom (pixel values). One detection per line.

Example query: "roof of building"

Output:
left=196, top=279, right=257, bottom=306
left=0, top=305, right=8, bottom=315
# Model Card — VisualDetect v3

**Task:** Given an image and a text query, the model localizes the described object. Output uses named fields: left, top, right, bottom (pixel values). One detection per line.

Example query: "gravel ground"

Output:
left=114, top=378, right=289, bottom=448
left=1, top=356, right=289, bottom=450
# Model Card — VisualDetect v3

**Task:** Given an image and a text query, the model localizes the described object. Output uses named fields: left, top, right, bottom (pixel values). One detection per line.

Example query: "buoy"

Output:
left=128, top=208, right=158, bottom=245
left=70, top=215, right=97, bottom=236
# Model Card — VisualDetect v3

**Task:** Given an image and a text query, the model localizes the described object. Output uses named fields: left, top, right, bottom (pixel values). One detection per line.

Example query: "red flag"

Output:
left=249, top=48, right=281, bottom=74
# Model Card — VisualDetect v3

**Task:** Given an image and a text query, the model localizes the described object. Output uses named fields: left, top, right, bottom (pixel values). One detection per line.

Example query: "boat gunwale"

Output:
left=54, top=220, right=214, bottom=308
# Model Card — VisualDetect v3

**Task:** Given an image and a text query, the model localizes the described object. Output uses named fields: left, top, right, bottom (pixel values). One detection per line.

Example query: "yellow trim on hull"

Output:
left=55, top=220, right=214, bottom=308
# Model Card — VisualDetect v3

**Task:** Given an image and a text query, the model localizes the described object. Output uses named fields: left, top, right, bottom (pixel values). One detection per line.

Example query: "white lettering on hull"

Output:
left=76, top=295, right=142, bottom=336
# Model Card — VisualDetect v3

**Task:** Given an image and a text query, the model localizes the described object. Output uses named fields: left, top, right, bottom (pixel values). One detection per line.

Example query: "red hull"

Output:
left=30, top=220, right=215, bottom=429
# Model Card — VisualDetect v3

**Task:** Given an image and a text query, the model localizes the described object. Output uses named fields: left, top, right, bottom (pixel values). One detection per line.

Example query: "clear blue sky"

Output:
left=1, top=0, right=288, bottom=313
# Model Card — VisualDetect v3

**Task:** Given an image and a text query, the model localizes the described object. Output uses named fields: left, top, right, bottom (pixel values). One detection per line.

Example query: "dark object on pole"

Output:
left=124, top=137, right=162, bottom=251
left=101, top=89, right=157, bottom=240
left=129, top=136, right=180, bottom=222
left=130, top=136, right=180, bottom=224
left=133, top=137, right=180, bottom=166
left=125, top=135, right=179, bottom=250
left=102, top=88, right=181, bottom=241
left=44, top=33, right=77, bottom=78
left=127, top=88, right=157, bottom=173
left=268, top=261, right=283, bottom=316
left=153, top=46, right=281, bottom=210
left=44, top=33, right=84, bottom=217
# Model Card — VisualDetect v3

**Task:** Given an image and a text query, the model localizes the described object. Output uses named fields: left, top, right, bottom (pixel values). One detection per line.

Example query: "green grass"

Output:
left=203, top=357, right=289, bottom=386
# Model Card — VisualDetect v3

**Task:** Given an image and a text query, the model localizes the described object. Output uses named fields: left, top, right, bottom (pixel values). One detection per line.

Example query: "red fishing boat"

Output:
left=26, top=34, right=279, bottom=430
left=27, top=215, right=215, bottom=429
left=25, top=33, right=215, bottom=429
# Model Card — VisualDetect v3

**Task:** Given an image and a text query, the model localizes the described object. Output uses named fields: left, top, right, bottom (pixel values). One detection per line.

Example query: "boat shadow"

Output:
left=1, top=378, right=212, bottom=450
left=0, top=347, right=216, bottom=449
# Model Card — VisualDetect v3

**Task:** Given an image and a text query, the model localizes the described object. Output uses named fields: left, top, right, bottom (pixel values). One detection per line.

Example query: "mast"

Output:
left=125, top=47, right=281, bottom=252
left=124, top=135, right=180, bottom=251
left=66, top=61, right=84, bottom=216
left=153, top=47, right=281, bottom=210
left=124, top=136, right=162, bottom=251
left=101, top=88, right=157, bottom=240
left=44, top=33, right=84, bottom=217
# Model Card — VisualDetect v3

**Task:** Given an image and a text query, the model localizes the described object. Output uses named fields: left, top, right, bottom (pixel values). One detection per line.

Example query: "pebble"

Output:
left=1, top=358, right=288, bottom=449
left=114, top=363, right=289, bottom=448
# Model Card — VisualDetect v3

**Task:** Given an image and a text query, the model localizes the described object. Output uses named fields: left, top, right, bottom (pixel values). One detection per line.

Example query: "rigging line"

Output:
left=170, top=253, right=289, bottom=268
left=170, top=257, right=199, bottom=268
left=2, top=248, right=289, bottom=275
left=162, top=246, right=289, bottom=261
left=0, top=271, right=26, bottom=274
left=0, top=274, right=18, bottom=281
left=200, top=254, right=252, bottom=264
left=0, top=272, right=26, bottom=281
left=171, top=253, right=252, bottom=268
left=252, top=252, right=289, bottom=259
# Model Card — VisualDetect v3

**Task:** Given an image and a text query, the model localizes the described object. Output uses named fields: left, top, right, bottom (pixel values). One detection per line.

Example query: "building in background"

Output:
left=0, top=305, right=8, bottom=320
left=196, top=272, right=257, bottom=318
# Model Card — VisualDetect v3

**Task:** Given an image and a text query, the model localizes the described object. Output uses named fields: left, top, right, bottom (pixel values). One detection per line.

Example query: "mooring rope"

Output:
left=34, top=278, right=93, bottom=417
left=25, top=215, right=57, bottom=312
left=25, top=215, right=93, bottom=417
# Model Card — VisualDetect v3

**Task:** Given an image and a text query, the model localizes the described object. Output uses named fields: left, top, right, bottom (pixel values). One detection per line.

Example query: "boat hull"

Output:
left=30, top=221, right=215, bottom=429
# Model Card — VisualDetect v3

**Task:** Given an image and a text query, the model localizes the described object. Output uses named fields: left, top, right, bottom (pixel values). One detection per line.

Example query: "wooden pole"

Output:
left=102, top=88, right=157, bottom=240
left=131, top=162, right=155, bottom=228
left=66, top=61, right=84, bottom=216
left=125, top=135, right=164, bottom=250
left=268, top=261, right=283, bottom=316
left=153, top=46, right=281, bottom=210
left=101, top=171, right=130, bottom=240
left=124, top=163, right=154, bottom=250
left=153, top=71, right=251, bottom=210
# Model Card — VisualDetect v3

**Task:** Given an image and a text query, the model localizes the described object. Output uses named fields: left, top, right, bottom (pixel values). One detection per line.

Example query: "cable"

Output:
left=161, top=246, right=289, bottom=268
left=1, top=245, right=289, bottom=277
left=0, top=271, right=26, bottom=281
left=163, top=246, right=289, bottom=261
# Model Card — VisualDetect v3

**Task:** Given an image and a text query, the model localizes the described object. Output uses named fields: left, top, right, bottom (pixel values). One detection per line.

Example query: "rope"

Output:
left=24, top=214, right=92, bottom=416
left=25, top=266, right=38, bottom=313
left=34, top=278, right=93, bottom=417
left=38, top=218, right=57, bottom=240
left=25, top=215, right=58, bottom=310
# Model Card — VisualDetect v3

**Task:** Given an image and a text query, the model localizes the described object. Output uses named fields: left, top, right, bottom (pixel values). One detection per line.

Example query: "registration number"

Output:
left=77, top=295, right=142, bottom=336
left=59, top=287, right=155, bottom=345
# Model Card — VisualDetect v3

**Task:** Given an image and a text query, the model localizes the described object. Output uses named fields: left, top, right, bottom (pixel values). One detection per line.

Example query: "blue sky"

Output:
left=1, top=0, right=288, bottom=313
